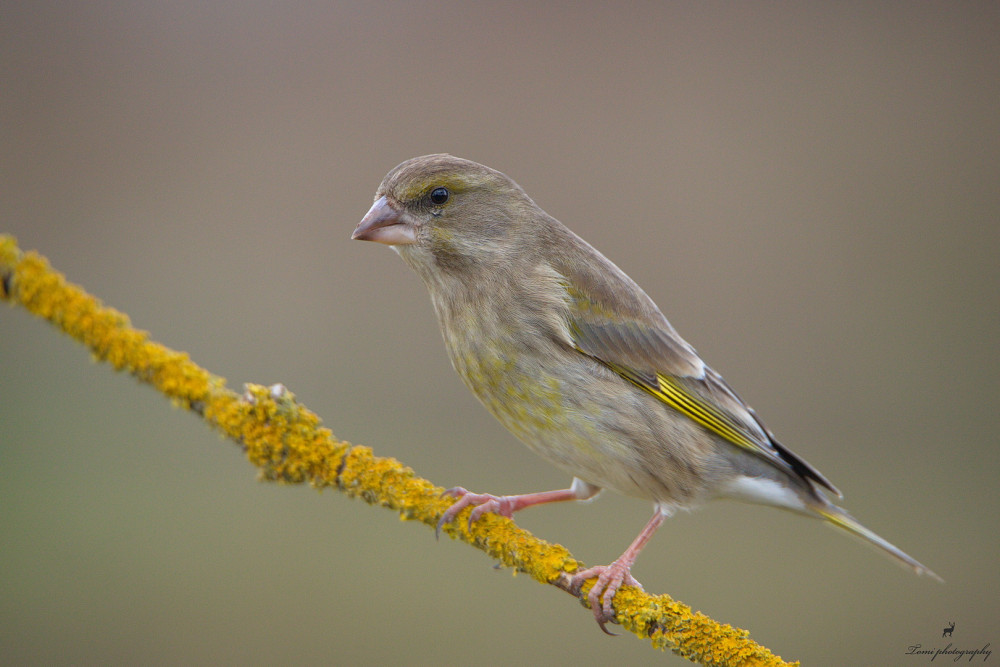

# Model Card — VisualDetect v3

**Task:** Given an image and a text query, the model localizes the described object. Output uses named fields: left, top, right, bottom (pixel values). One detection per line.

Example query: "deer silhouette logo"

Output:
left=942, top=621, right=955, bottom=638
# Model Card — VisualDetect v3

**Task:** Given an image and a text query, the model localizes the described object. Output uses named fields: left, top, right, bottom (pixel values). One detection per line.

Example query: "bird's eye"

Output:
left=429, top=187, right=450, bottom=206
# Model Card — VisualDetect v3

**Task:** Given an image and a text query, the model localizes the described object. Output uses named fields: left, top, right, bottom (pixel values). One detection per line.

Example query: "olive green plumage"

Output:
left=352, top=154, right=939, bottom=627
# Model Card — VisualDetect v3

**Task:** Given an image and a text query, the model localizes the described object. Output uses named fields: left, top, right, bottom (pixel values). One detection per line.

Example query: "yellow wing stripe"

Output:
left=618, top=369, right=762, bottom=454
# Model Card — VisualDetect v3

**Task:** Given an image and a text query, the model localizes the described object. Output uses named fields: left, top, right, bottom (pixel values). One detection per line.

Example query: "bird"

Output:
left=350, top=153, right=940, bottom=631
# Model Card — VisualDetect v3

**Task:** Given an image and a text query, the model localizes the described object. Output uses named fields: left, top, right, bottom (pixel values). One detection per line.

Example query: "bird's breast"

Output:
left=428, top=281, right=719, bottom=506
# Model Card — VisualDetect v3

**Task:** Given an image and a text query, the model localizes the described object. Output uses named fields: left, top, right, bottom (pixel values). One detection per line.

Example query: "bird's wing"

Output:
left=557, top=259, right=839, bottom=497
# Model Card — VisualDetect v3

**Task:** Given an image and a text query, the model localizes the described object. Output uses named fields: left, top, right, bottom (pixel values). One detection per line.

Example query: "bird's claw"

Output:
left=435, top=487, right=514, bottom=538
left=568, top=562, right=643, bottom=634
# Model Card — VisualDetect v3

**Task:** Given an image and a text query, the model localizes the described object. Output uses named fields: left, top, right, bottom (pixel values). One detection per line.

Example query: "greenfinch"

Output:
left=351, top=154, right=940, bottom=630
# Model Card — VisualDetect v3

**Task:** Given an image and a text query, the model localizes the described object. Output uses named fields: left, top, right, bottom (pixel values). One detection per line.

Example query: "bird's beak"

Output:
left=351, top=196, right=417, bottom=246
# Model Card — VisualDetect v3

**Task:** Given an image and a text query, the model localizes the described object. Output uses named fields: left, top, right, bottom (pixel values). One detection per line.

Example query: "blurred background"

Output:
left=2, top=2, right=998, bottom=664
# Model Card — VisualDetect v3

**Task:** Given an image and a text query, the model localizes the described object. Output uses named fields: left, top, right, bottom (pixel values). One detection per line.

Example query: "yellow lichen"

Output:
left=0, top=234, right=796, bottom=667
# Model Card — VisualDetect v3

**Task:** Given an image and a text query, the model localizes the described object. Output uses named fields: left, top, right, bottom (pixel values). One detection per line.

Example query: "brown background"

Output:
left=2, top=3, right=998, bottom=664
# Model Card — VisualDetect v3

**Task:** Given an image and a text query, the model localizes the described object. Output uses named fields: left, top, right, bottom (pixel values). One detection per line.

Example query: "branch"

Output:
left=0, top=234, right=796, bottom=667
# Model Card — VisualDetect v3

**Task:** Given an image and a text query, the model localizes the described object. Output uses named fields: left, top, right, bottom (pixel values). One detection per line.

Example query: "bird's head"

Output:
left=352, top=154, right=542, bottom=275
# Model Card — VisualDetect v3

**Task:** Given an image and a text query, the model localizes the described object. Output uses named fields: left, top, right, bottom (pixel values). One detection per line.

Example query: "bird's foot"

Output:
left=435, top=487, right=516, bottom=537
left=435, top=484, right=594, bottom=538
left=568, top=560, right=644, bottom=634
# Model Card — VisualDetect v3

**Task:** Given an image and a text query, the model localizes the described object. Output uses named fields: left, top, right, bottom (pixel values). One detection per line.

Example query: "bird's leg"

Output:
left=568, top=509, right=666, bottom=633
left=435, top=477, right=600, bottom=537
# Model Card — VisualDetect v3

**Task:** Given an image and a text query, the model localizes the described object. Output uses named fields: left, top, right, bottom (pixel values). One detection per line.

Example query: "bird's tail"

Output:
left=815, top=505, right=942, bottom=582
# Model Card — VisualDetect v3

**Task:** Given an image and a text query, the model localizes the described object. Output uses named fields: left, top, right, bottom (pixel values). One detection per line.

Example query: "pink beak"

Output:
left=351, top=196, right=417, bottom=246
